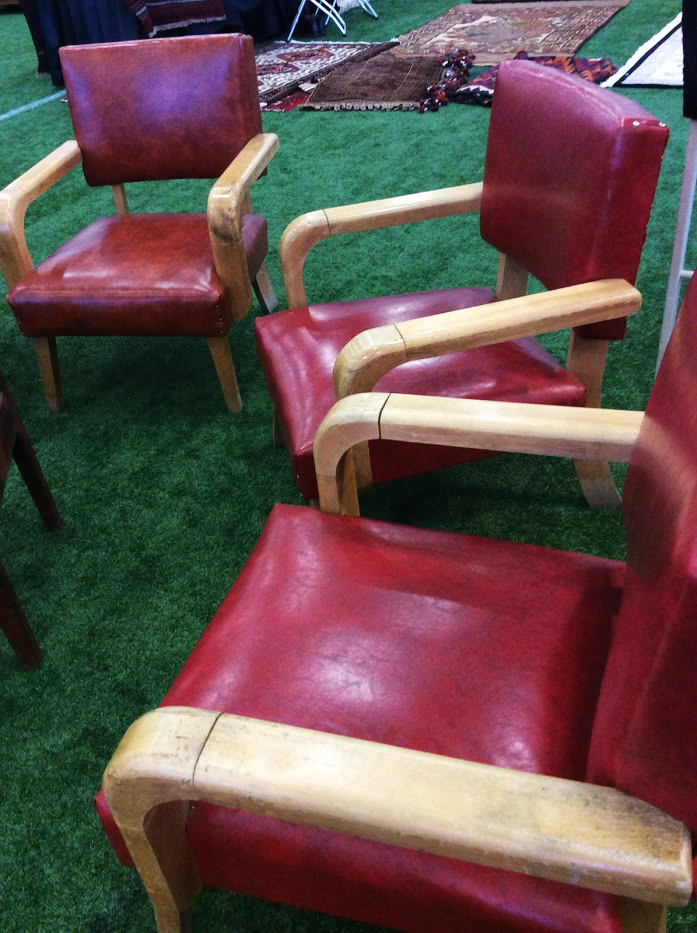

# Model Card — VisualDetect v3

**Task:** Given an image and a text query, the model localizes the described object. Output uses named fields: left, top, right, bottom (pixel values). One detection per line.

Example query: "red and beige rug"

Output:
left=394, top=1, right=630, bottom=65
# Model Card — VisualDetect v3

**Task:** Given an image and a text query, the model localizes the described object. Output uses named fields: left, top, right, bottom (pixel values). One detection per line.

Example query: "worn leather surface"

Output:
left=97, top=503, right=624, bottom=931
left=255, top=288, right=586, bottom=499
left=480, top=60, right=669, bottom=340
left=587, top=274, right=697, bottom=848
left=60, top=35, right=263, bottom=185
left=8, top=213, right=267, bottom=337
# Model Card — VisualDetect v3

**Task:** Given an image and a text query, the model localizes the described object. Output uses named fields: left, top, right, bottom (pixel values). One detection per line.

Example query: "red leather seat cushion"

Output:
left=8, top=213, right=267, bottom=337
left=255, top=290, right=586, bottom=499
left=97, top=504, right=624, bottom=932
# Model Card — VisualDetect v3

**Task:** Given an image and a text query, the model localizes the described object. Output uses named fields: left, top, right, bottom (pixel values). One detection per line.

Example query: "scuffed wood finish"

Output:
left=207, top=337, right=241, bottom=413
left=33, top=337, right=64, bottom=413
left=334, top=280, right=642, bottom=399
left=251, top=263, right=278, bottom=313
left=105, top=706, right=692, bottom=933
left=103, top=707, right=216, bottom=933
left=314, top=392, right=643, bottom=515
left=112, top=184, right=129, bottom=215
left=0, top=140, right=82, bottom=289
left=280, top=182, right=483, bottom=309
left=567, top=330, right=621, bottom=508
left=495, top=253, right=529, bottom=301
left=207, top=132, right=278, bottom=321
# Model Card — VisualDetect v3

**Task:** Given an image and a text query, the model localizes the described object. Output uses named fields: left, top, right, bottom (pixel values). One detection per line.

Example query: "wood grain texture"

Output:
left=207, top=132, right=278, bottom=320
left=333, top=279, right=642, bottom=399
left=0, top=140, right=82, bottom=289
left=568, top=330, right=621, bottom=507
left=280, top=183, right=483, bottom=309
left=105, top=707, right=693, bottom=924
left=314, top=392, right=643, bottom=514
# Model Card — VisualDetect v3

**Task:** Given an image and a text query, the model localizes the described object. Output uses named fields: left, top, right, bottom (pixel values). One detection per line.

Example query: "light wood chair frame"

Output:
left=0, top=133, right=279, bottom=414
left=105, top=290, right=690, bottom=933
left=279, top=184, right=635, bottom=508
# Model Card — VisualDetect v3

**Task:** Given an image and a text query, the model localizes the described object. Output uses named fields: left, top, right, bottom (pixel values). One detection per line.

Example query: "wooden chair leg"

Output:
left=0, top=560, right=41, bottom=668
left=120, top=800, right=199, bottom=933
left=567, top=331, right=620, bottom=508
left=620, top=898, right=667, bottom=932
left=207, top=337, right=242, bottom=413
left=252, top=263, right=278, bottom=314
left=12, top=428, right=61, bottom=530
left=33, top=337, right=64, bottom=413
left=574, top=460, right=621, bottom=509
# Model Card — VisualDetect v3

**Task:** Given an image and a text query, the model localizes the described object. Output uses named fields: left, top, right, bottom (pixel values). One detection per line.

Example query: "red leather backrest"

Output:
left=587, top=274, right=697, bottom=838
left=480, top=60, right=668, bottom=340
left=60, top=35, right=263, bottom=186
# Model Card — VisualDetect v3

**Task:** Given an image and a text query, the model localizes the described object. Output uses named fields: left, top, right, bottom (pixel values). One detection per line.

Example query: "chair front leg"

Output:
left=620, top=898, right=667, bottom=933
left=567, top=330, right=620, bottom=508
left=33, top=336, right=64, bottom=413
left=119, top=799, right=199, bottom=933
left=207, top=336, right=242, bottom=413
left=252, top=263, right=278, bottom=314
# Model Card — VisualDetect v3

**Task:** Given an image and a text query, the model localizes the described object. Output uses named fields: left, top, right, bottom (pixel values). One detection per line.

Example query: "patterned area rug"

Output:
left=256, top=40, right=397, bottom=103
left=457, top=50, right=617, bottom=104
left=394, top=1, right=630, bottom=65
left=123, top=0, right=224, bottom=37
left=602, top=13, right=682, bottom=88
left=303, top=53, right=443, bottom=110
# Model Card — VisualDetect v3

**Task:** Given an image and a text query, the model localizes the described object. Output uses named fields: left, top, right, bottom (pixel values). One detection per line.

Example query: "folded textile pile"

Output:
left=421, top=49, right=617, bottom=110
left=123, top=0, right=225, bottom=37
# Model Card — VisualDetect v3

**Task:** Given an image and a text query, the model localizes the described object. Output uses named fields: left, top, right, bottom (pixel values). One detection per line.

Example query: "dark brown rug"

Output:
left=303, top=52, right=443, bottom=110
left=394, top=1, right=630, bottom=65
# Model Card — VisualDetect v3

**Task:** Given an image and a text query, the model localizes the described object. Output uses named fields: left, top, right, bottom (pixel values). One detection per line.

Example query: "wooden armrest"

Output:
left=104, top=707, right=692, bottom=908
left=0, top=140, right=82, bottom=289
left=207, top=132, right=279, bottom=317
left=334, top=279, right=642, bottom=399
left=313, top=393, right=644, bottom=514
left=280, top=182, right=483, bottom=308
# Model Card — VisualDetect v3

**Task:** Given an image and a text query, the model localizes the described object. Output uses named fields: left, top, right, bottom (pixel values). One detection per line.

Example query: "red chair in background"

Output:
left=95, top=270, right=697, bottom=932
left=256, top=60, right=668, bottom=508
left=0, top=34, right=278, bottom=413
left=0, top=372, right=60, bottom=667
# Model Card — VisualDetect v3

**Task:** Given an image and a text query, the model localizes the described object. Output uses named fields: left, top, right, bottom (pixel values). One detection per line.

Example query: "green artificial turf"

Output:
left=0, top=0, right=693, bottom=929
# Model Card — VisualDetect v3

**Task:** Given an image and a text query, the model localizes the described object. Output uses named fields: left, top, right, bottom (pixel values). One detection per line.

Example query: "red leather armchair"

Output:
left=0, top=371, right=60, bottom=667
left=0, top=34, right=278, bottom=413
left=256, top=59, right=668, bottom=508
left=96, top=274, right=697, bottom=930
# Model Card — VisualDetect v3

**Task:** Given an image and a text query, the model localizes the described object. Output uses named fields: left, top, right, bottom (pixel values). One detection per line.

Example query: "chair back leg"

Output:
left=567, top=331, right=620, bottom=508
left=33, top=336, right=64, bottom=412
left=252, top=263, right=278, bottom=314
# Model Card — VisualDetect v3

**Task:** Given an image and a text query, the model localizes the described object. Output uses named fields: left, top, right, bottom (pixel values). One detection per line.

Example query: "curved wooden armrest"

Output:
left=334, top=279, right=642, bottom=399
left=207, top=132, right=279, bottom=317
left=313, top=393, right=644, bottom=514
left=0, top=140, right=82, bottom=289
left=104, top=707, right=692, bottom=909
left=280, top=182, right=483, bottom=308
